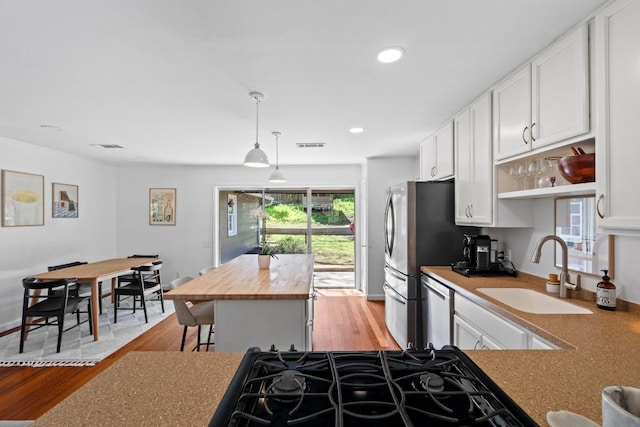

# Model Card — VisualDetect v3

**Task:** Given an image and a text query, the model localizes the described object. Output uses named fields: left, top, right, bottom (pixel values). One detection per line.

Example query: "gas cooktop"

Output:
left=209, top=346, right=536, bottom=426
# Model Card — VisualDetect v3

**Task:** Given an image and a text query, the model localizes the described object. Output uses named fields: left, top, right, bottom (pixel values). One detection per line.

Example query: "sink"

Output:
left=476, top=288, right=593, bottom=314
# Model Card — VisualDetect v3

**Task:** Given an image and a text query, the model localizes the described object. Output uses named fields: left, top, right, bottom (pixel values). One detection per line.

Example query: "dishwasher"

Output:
left=422, top=275, right=453, bottom=349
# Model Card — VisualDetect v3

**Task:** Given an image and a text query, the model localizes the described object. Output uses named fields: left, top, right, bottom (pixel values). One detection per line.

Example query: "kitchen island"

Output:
left=164, top=254, right=315, bottom=352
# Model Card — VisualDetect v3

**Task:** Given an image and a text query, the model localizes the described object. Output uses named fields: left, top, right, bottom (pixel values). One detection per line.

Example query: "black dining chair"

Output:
left=113, top=261, right=164, bottom=323
left=48, top=261, right=106, bottom=314
left=116, top=254, right=160, bottom=288
left=20, top=277, right=93, bottom=353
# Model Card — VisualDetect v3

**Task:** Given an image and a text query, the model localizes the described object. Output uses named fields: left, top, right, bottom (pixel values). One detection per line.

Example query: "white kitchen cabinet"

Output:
left=494, top=24, right=589, bottom=161
left=420, top=120, right=454, bottom=181
left=595, top=0, right=640, bottom=234
left=454, top=294, right=527, bottom=350
left=453, top=314, right=505, bottom=350
left=455, top=92, right=493, bottom=225
left=493, top=65, right=532, bottom=160
left=531, top=24, right=589, bottom=148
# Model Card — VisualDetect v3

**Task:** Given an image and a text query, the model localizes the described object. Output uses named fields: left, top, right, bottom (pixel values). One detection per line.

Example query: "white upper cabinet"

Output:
left=455, top=93, right=493, bottom=225
left=420, top=120, right=454, bottom=181
left=595, top=0, right=640, bottom=234
left=494, top=24, right=590, bottom=161
left=493, top=65, right=532, bottom=160
left=531, top=23, right=590, bottom=148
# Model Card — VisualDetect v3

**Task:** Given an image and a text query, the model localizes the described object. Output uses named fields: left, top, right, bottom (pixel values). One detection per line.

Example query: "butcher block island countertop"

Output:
left=422, top=265, right=640, bottom=426
left=164, top=253, right=314, bottom=301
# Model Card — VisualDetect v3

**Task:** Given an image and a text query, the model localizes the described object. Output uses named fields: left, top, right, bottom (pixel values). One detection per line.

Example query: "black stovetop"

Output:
left=209, top=346, right=537, bottom=427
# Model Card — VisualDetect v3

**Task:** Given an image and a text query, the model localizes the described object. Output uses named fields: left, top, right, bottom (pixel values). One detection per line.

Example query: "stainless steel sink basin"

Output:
left=476, top=288, right=593, bottom=314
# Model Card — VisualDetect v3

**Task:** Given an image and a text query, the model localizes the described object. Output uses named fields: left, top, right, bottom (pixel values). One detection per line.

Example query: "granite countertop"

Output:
left=422, top=265, right=640, bottom=426
left=33, top=352, right=245, bottom=427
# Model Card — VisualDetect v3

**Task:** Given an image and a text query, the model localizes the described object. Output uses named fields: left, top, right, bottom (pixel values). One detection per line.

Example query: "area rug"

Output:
left=0, top=298, right=174, bottom=367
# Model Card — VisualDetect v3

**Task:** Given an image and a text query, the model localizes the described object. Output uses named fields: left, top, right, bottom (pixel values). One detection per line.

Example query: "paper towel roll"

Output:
left=602, top=386, right=640, bottom=427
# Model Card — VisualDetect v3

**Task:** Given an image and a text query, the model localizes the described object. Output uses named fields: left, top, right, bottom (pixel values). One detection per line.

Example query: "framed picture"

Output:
left=52, top=182, right=79, bottom=218
left=149, top=188, right=176, bottom=225
left=1, top=169, right=45, bottom=227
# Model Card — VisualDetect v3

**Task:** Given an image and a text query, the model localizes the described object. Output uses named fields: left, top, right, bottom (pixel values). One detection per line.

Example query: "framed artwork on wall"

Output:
left=149, top=188, right=176, bottom=225
left=1, top=169, right=45, bottom=227
left=52, top=182, right=79, bottom=218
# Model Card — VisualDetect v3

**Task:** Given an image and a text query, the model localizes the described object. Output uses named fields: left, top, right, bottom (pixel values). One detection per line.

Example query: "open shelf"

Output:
left=498, top=182, right=596, bottom=200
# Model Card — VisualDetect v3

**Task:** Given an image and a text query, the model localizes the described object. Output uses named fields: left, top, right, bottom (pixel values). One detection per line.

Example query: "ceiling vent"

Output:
left=90, top=144, right=126, bottom=149
left=296, top=142, right=326, bottom=148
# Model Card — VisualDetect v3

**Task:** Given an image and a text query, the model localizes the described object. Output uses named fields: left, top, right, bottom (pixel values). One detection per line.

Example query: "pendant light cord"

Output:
left=255, top=95, right=260, bottom=148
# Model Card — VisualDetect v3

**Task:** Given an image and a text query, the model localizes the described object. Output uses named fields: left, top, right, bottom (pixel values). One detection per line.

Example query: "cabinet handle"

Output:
left=531, top=122, right=536, bottom=142
left=522, top=126, right=529, bottom=144
left=468, top=204, right=473, bottom=218
left=474, top=339, right=481, bottom=350
left=464, top=205, right=469, bottom=218
left=597, top=194, right=605, bottom=219
left=431, top=166, right=436, bottom=177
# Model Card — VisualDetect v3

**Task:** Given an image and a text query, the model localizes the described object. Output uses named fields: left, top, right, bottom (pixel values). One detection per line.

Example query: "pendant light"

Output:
left=268, top=131, right=286, bottom=183
left=243, top=91, right=270, bottom=168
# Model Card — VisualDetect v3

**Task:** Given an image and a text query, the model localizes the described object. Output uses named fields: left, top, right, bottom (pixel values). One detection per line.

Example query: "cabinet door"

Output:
left=454, top=109, right=472, bottom=223
left=453, top=314, right=482, bottom=350
left=596, top=0, right=640, bottom=232
left=419, top=135, right=435, bottom=181
left=532, top=24, right=589, bottom=149
left=433, top=120, right=454, bottom=180
left=493, top=66, right=532, bottom=160
left=468, top=93, right=493, bottom=224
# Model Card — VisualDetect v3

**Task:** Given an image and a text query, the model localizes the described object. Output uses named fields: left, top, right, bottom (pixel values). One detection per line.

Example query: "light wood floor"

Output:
left=0, top=291, right=398, bottom=421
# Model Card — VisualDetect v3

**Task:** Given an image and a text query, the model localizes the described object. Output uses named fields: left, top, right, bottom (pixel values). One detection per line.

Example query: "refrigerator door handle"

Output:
left=384, top=195, right=394, bottom=256
left=384, top=265, right=408, bottom=281
left=384, top=283, right=406, bottom=305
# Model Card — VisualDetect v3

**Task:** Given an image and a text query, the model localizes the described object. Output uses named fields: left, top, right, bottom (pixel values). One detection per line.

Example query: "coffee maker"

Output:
left=455, top=234, right=516, bottom=277
left=462, top=234, right=491, bottom=270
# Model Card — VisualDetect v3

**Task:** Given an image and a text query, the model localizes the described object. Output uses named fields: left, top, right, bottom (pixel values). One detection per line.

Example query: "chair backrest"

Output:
left=198, top=266, right=216, bottom=276
left=47, top=261, right=87, bottom=271
left=132, top=262, right=163, bottom=288
left=172, top=299, right=197, bottom=327
left=128, top=254, right=159, bottom=259
left=169, top=275, right=195, bottom=290
left=22, top=277, right=76, bottom=306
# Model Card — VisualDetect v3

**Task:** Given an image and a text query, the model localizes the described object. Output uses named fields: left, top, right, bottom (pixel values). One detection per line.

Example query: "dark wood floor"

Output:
left=0, top=290, right=398, bottom=421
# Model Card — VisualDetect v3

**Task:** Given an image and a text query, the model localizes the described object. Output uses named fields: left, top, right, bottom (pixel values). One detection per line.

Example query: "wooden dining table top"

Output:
left=33, top=257, right=158, bottom=281
left=164, top=254, right=314, bottom=301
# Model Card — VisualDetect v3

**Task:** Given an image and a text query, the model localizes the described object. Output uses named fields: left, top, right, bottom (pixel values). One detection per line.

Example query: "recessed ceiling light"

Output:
left=377, top=47, right=404, bottom=63
left=349, top=127, right=364, bottom=134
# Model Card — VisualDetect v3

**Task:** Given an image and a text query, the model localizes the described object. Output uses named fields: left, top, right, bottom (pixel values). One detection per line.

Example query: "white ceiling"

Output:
left=0, top=0, right=607, bottom=167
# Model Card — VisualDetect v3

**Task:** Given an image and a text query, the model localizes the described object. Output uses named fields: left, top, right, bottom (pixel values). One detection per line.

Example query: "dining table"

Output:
left=32, top=257, right=158, bottom=341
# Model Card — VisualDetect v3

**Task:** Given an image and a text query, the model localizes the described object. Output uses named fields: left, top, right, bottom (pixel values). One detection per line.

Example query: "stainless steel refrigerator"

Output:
left=383, top=180, right=478, bottom=349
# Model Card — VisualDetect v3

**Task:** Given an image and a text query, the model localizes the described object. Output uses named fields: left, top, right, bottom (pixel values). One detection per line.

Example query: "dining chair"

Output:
left=113, top=262, right=164, bottom=323
left=198, top=265, right=216, bottom=276
left=169, top=275, right=215, bottom=351
left=20, top=277, right=93, bottom=353
left=48, top=261, right=106, bottom=314
left=116, top=254, right=160, bottom=287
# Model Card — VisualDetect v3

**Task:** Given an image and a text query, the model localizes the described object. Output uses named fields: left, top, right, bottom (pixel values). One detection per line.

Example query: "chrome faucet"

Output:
left=530, top=235, right=581, bottom=298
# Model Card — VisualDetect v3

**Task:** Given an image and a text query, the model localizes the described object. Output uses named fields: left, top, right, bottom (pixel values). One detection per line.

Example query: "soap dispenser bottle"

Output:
left=596, top=269, right=616, bottom=311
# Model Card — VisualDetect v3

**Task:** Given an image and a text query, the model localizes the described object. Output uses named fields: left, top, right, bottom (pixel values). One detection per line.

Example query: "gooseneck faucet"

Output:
left=530, top=235, right=581, bottom=298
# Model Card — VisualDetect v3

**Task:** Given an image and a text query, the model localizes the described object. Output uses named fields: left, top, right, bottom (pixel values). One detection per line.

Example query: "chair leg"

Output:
left=19, top=317, right=27, bottom=353
left=98, top=282, right=103, bottom=315
left=114, top=294, right=118, bottom=323
left=56, top=315, right=64, bottom=353
left=196, top=325, right=202, bottom=352
left=206, top=324, right=214, bottom=351
left=159, top=289, right=165, bottom=313
left=87, top=300, right=93, bottom=335
left=141, top=295, right=149, bottom=323
left=180, top=326, right=188, bottom=351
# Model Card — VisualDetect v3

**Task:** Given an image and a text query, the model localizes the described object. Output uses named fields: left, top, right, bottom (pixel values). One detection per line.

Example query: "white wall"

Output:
left=0, top=137, right=117, bottom=331
left=363, top=156, right=419, bottom=300
left=115, top=164, right=362, bottom=287
left=494, top=198, right=640, bottom=305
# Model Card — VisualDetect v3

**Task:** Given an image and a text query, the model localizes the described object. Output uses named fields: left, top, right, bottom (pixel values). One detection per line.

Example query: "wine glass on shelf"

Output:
left=525, top=159, right=538, bottom=190
left=536, top=157, right=550, bottom=188
left=508, top=162, right=524, bottom=191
